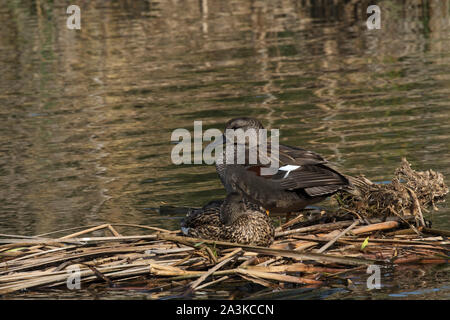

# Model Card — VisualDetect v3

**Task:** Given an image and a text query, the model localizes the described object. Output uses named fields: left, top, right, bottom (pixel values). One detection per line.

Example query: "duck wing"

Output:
left=182, top=206, right=221, bottom=229
left=227, top=143, right=349, bottom=197
left=276, top=144, right=328, bottom=166
left=274, top=164, right=349, bottom=195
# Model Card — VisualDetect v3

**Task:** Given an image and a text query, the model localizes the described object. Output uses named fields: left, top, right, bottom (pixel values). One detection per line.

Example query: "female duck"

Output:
left=181, top=193, right=274, bottom=247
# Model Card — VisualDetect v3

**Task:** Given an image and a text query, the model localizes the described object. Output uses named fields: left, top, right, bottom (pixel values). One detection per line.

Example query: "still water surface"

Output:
left=0, top=0, right=449, bottom=299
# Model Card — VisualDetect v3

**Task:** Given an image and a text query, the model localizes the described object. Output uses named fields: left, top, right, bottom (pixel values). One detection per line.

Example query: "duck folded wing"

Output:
left=276, top=164, right=349, bottom=190
left=276, top=144, right=327, bottom=165
left=226, top=163, right=348, bottom=197
left=229, top=143, right=327, bottom=167
left=250, top=143, right=328, bottom=167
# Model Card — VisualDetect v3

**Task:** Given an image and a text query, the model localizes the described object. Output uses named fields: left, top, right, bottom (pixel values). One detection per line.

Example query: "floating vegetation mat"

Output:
left=0, top=159, right=448, bottom=298
left=338, top=158, right=449, bottom=222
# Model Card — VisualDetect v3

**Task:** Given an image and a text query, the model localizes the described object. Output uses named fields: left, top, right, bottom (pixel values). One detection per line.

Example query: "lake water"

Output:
left=0, top=0, right=449, bottom=299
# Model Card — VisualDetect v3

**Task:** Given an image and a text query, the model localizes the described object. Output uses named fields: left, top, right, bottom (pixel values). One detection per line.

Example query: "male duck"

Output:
left=215, top=117, right=350, bottom=213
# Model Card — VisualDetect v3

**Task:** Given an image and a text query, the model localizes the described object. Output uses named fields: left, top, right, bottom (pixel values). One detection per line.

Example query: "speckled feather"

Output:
left=181, top=203, right=274, bottom=247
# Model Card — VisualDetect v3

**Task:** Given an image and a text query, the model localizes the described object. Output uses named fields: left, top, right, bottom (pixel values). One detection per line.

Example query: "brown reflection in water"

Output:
left=0, top=0, right=449, bottom=237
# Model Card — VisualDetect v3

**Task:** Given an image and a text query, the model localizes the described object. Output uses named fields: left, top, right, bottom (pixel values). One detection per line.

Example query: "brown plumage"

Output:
left=181, top=193, right=274, bottom=247
left=216, top=117, right=350, bottom=213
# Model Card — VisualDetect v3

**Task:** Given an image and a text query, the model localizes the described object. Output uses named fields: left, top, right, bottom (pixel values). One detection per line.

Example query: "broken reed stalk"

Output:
left=236, top=269, right=322, bottom=285
left=291, top=235, right=448, bottom=248
left=0, top=234, right=160, bottom=249
left=185, top=248, right=242, bottom=294
left=246, top=263, right=348, bottom=274
left=420, top=227, right=450, bottom=237
left=0, top=157, right=448, bottom=299
left=317, top=220, right=359, bottom=253
left=239, top=274, right=279, bottom=289
left=59, top=224, right=113, bottom=239
left=195, top=276, right=229, bottom=290
left=351, top=221, right=399, bottom=235
left=33, top=224, right=174, bottom=239
left=277, top=210, right=318, bottom=231
left=0, top=221, right=448, bottom=296
left=275, top=220, right=355, bottom=237
left=157, top=233, right=379, bottom=266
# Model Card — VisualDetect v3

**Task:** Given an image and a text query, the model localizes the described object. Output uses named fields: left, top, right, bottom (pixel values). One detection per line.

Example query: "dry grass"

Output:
left=0, top=220, right=448, bottom=298
left=338, top=158, right=449, bottom=226
left=0, top=159, right=448, bottom=298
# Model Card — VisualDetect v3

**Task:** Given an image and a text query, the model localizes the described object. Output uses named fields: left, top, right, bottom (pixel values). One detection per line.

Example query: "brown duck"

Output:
left=181, top=193, right=274, bottom=247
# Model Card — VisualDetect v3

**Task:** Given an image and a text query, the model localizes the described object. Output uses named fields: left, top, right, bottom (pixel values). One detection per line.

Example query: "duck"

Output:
left=214, top=117, right=351, bottom=213
left=181, top=192, right=275, bottom=247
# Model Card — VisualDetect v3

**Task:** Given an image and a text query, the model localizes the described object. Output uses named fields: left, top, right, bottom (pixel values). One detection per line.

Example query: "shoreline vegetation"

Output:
left=0, top=159, right=448, bottom=298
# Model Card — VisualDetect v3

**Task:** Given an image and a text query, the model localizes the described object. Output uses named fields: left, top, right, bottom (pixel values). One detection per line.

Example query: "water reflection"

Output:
left=0, top=0, right=449, bottom=298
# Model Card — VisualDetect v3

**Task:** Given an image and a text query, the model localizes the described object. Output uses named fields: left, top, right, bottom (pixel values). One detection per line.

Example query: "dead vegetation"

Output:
left=0, top=159, right=448, bottom=298
left=338, top=158, right=448, bottom=225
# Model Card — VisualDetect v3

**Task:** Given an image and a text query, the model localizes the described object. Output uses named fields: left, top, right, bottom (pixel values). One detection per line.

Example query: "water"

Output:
left=0, top=0, right=449, bottom=299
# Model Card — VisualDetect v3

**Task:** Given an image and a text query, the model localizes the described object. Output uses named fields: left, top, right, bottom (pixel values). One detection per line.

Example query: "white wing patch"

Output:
left=278, top=165, right=301, bottom=178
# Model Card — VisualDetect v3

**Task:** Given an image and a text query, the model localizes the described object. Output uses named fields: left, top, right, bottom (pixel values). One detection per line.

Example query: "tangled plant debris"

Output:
left=0, top=159, right=448, bottom=298
left=338, top=158, right=449, bottom=226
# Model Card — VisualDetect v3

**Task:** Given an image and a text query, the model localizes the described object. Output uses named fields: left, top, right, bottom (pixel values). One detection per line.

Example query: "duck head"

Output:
left=220, top=192, right=249, bottom=225
left=225, top=117, right=265, bottom=147
left=208, top=117, right=265, bottom=150
left=225, top=117, right=264, bottom=131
